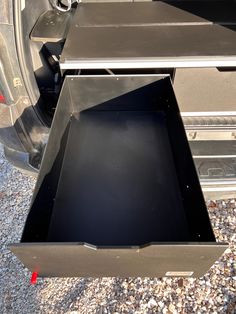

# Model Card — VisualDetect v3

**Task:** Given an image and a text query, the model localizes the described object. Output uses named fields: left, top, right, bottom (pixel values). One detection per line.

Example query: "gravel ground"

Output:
left=0, top=144, right=235, bottom=314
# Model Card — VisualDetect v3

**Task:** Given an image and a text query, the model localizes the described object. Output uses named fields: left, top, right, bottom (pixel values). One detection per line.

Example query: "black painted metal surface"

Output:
left=60, top=3, right=236, bottom=69
left=47, top=112, right=190, bottom=244
left=61, top=25, right=236, bottom=61
left=76, top=2, right=210, bottom=27
left=30, top=9, right=72, bottom=42
left=10, top=243, right=227, bottom=278
left=75, top=1, right=236, bottom=27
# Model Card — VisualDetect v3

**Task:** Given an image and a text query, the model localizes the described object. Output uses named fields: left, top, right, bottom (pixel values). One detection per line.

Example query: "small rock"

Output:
left=158, top=301, right=165, bottom=308
left=177, top=278, right=184, bottom=287
left=168, top=303, right=176, bottom=313
left=148, top=298, right=157, bottom=308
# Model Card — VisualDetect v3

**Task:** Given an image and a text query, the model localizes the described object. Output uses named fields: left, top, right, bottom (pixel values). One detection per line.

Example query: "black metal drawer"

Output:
left=10, top=75, right=227, bottom=277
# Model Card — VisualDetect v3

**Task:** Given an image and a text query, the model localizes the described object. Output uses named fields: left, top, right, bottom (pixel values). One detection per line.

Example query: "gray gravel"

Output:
left=0, top=144, right=235, bottom=314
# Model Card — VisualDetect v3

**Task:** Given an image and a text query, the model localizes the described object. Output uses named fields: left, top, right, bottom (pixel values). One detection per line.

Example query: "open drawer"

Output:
left=10, top=75, right=227, bottom=277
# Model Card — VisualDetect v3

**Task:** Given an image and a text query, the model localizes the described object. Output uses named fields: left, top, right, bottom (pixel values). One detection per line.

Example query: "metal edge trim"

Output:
left=60, top=57, right=236, bottom=69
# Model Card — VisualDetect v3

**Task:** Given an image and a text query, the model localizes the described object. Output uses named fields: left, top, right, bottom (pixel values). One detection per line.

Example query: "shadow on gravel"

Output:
left=1, top=252, right=42, bottom=313
left=51, top=278, right=92, bottom=312
left=94, top=275, right=236, bottom=314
